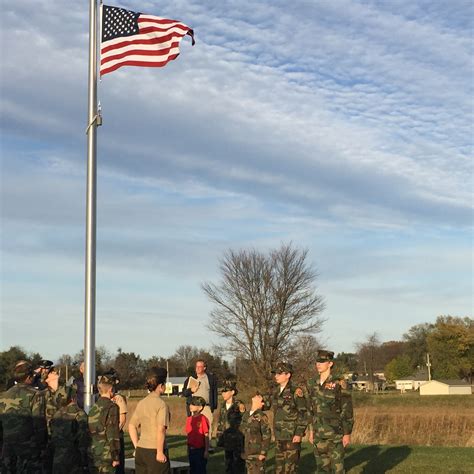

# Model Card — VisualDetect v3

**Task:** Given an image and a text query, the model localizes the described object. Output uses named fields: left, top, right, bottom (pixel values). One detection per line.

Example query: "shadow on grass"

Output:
left=345, top=445, right=412, bottom=473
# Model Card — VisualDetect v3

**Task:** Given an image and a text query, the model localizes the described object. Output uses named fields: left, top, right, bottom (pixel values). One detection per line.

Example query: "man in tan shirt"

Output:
left=129, top=367, right=171, bottom=474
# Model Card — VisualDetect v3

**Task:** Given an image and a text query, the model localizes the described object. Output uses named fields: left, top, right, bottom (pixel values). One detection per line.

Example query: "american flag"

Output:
left=100, top=5, right=195, bottom=76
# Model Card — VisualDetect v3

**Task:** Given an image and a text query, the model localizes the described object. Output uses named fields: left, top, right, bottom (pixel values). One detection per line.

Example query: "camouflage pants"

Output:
left=245, top=455, right=265, bottom=474
left=313, top=437, right=345, bottom=473
left=1, top=444, right=43, bottom=474
left=275, top=441, right=300, bottom=474
left=224, top=449, right=245, bottom=474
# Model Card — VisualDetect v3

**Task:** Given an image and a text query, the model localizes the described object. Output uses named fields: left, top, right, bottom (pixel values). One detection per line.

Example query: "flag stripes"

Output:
left=100, top=6, right=194, bottom=76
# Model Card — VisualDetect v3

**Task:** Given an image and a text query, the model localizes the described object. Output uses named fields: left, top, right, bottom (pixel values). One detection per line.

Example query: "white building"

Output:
left=395, top=375, right=429, bottom=391
left=165, top=376, right=187, bottom=395
left=419, top=379, right=472, bottom=396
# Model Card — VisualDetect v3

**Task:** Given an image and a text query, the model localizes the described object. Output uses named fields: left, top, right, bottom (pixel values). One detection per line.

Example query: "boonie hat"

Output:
left=14, top=360, right=33, bottom=379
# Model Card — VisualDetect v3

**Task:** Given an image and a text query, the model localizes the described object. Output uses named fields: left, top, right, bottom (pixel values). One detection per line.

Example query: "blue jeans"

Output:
left=188, top=447, right=207, bottom=474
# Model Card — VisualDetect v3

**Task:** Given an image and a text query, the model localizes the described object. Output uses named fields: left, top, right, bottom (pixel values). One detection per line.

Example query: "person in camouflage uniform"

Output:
left=216, top=381, right=246, bottom=474
left=241, top=392, right=271, bottom=474
left=88, top=375, right=120, bottom=473
left=307, top=350, right=354, bottom=474
left=269, top=361, right=309, bottom=474
left=50, top=382, right=89, bottom=473
left=0, top=360, right=48, bottom=473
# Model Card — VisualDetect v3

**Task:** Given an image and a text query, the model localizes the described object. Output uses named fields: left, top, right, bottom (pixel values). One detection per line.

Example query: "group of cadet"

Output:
left=0, top=360, right=126, bottom=474
left=204, top=349, right=353, bottom=474
left=0, top=349, right=353, bottom=473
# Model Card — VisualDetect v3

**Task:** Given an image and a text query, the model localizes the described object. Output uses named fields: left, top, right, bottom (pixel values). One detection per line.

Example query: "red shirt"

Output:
left=186, top=413, right=209, bottom=449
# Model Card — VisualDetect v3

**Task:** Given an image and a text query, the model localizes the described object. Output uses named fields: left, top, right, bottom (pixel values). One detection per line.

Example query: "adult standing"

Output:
left=307, top=350, right=354, bottom=473
left=182, top=360, right=218, bottom=442
left=0, top=360, right=48, bottom=472
left=129, top=367, right=171, bottom=474
left=270, top=362, right=309, bottom=474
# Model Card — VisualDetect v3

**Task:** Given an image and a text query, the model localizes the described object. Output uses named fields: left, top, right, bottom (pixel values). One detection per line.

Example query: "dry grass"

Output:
left=123, top=395, right=474, bottom=447
left=352, top=407, right=474, bottom=447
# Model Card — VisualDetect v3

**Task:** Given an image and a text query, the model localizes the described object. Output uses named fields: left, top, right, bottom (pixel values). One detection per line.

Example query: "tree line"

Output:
left=1, top=243, right=471, bottom=391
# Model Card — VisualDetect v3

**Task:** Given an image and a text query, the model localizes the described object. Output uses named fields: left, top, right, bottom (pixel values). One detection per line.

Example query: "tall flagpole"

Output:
left=84, top=0, right=99, bottom=413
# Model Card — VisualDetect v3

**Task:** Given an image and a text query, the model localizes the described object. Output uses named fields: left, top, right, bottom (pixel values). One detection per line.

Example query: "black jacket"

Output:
left=182, top=372, right=218, bottom=415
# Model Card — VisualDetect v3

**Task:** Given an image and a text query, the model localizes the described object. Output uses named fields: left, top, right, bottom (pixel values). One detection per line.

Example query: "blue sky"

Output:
left=1, top=0, right=472, bottom=360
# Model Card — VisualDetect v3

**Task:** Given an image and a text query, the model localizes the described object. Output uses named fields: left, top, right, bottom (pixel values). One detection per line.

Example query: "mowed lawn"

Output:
left=124, top=435, right=474, bottom=473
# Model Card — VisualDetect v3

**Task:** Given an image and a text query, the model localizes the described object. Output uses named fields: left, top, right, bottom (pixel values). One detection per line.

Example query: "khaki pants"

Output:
left=201, top=405, right=214, bottom=440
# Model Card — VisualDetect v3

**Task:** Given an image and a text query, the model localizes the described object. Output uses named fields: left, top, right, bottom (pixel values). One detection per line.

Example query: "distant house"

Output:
left=419, top=379, right=472, bottom=396
left=350, top=375, right=384, bottom=392
left=395, top=374, right=429, bottom=391
left=165, top=376, right=187, bottom=395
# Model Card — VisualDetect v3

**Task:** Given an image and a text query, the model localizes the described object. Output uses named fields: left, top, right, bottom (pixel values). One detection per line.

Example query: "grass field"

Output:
left=124, top=394, right=474, bottom=447
left=124, top=435, right=474, bottom=473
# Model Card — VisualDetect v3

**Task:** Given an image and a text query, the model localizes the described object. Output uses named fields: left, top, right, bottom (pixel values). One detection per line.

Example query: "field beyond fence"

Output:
left=123, top=391, right=474, bottom=448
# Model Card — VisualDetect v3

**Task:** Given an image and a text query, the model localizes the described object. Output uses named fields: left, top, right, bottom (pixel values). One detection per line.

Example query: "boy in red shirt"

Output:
left=186, top=396, right=210, bottom=473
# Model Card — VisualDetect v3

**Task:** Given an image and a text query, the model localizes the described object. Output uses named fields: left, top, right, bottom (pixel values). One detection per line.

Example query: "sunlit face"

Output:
left=195, top=361, right=206, bottom=376
left=316, top=360, right=333, bottom=373
left=251, top=394, right=264, bottom=409
left=221, top=389, right=234, bottom=402
left=274, top=372, right=291, bottom=385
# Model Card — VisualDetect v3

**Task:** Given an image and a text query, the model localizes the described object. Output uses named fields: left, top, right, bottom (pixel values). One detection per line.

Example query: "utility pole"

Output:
left=426, top=353, right=432, bottom=381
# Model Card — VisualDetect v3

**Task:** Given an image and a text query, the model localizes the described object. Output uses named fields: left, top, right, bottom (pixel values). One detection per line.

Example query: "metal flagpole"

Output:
left=84, top=0, right=100, bottom=413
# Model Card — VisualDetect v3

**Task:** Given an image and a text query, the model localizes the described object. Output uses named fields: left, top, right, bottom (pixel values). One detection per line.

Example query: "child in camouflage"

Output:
left=241, top=392, right=271, bottom=474
left=186, top=396, right=210, bottom=473
left=88, top=375, right=121, bottom=473
left=50, top=382, right=89, bottom=473
left=216, top=380, right=246, bottom=474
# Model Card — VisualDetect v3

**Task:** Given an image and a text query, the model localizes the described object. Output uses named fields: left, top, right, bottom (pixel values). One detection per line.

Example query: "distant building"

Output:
left=165, top=376, right=187, bottom=395
left=350, top=375, right=385, bottom=391
left=395, top=374, right=429, bottom=391
left=419, top=380, right=472, bottom=396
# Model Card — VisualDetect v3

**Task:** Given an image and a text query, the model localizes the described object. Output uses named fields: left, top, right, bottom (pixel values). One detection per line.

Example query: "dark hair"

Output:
left=145, top=367, right=167, bottom=392
left=195, top=359, right=207, bottom=368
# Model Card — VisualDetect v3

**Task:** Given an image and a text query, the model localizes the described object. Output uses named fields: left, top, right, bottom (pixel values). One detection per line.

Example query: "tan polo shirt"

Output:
left=129, top=392, right=170, bottom=449
left=112, top=393, right=128, bottom=415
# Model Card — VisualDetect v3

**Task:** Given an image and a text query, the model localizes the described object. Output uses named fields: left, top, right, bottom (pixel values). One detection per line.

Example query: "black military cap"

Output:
left=97, top=374, right=116, bottom=385
left=271, top=361, right=293, bottom=374
left=190, top=396, right=206, bottom=407
left=103, top=368, right=120, bottom=384
left=316, top=350, right=334, bottom=363
left=38, top=360, right=54, bottom=370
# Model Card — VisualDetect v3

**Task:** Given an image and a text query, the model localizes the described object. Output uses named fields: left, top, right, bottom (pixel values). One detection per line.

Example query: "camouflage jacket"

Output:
left=51, top=403, right=89, bottom=468
left=306, top=373, right=354, bottom=438
left=242, top=409, right=271, bottom=457
left=88, top=396, right=120, bottom=465
left=44, top=385, right=67, bottom=435
left=0, top=383, right=47, bottom=449
left=270, top=382, right=309, bottom=441
left=216, top=399, right=245, bottom=451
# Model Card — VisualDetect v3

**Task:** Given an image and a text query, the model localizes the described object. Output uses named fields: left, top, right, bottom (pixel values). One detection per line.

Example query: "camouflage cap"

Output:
left=316, top=350, right=334, bottom=362
left=271, top=361, right=293, bottom=374
left=14, top=360, right=33, bottom=380
left=221, top=380, right=237, bottom=392
left=190, top=396, right=206, bottom=407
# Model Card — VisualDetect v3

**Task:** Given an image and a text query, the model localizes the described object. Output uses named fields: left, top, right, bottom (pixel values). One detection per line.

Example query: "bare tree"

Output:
left=172, top=345, right=199, bottom=373
left=202, top=243, right=325, bottom=384
left=356, top=332, right=381, bottom=392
